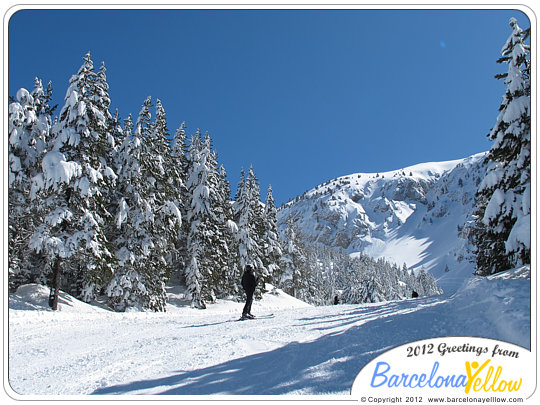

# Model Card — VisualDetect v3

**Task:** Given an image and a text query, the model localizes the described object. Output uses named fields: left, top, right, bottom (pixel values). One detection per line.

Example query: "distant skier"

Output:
left=334, top=295, right=339, bottom=305
left=241, top=264, right=257, bottom=320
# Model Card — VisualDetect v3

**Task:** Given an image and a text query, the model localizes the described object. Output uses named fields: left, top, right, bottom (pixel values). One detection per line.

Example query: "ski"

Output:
left=237, top=313, right=274, bottom=321
left=255, top=313, right=274, bottom=319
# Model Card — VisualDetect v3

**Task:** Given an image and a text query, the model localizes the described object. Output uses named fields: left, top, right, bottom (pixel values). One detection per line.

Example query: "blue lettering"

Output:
left=455, top=375, right=468, bottom=388
left=428, top=361, right=440, bottom=387
left=419, top=373, right=427, bottom=387
left=371, top=362, right=390, bottom=387
left=401, top=374, right=410, bottom=388
left=409, top=373, right=419, bottom=388
left=369, top=361, right=468, bottom=389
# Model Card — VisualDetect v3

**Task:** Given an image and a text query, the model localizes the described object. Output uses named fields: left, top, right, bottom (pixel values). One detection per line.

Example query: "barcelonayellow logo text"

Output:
left=370, top=358, right=522, bottom=393
left=351, top=337, right=532, bottom=399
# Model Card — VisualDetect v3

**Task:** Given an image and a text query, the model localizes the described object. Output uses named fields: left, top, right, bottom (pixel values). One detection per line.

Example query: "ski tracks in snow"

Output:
left=9, top=296, right=449, bottom=396
left=8, top=268, right=530, bottom=396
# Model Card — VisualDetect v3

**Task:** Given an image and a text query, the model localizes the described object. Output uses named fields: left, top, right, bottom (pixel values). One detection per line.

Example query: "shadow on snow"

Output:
left=92, top=298, right=449, bottom=395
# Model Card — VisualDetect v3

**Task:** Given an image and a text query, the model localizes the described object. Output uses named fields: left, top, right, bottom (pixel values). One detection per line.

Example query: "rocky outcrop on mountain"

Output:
left=277, top=153, right=487, bottom=292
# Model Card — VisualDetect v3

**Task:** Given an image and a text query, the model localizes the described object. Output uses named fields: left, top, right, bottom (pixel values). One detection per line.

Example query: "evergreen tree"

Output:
left=302, top=247, right=442, bottom=305
left=279, top=219, right=310, bottom=300
left=262, top=185, right=283, bottom=288
left=9, top=52, right=289, bottom=312
left=416, top=268, right=441, bottom=296
left=170, top=122, right=190, bottom=282
left=357, top=268, right=385, bottom=303
left=215, top=164, right=240, bottom=298
left=8, top=82, right=52, bottom=291
left=234, top=166, right=267, bottom=295
left=106, top=112, right=156, bottom=311
left=146, top=99, right=182, bottom=308
left=184, top=131, right=226, bottom=307
left=29, top=53, right=117, bottom=308
left=106, top=98, right=181, bottom=311
left=202, top=134, right=231, bottom=298
left=472, top=18, right=531, bottom=275
left=31, top=77, right=56, bottom=117
left=400, top=263, right=415, bottom=296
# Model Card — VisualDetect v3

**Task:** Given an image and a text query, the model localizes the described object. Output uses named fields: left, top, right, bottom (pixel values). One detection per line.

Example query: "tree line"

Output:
left=280, top=222, right=441, bottom=305
left=8, top=52, right=445, bottom=311
left=8, top=53, right=284, bottom=311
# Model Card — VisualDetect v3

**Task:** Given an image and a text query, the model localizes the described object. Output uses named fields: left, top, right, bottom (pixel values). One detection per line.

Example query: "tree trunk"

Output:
left=48, top=258, right=61, bottom=310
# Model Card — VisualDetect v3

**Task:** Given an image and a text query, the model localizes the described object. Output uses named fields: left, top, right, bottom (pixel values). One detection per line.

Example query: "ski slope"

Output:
left=7, top=267, right=530, bottom=397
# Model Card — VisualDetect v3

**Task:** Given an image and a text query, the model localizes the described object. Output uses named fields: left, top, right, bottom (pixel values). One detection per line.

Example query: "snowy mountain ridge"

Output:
left=277, top=152, right=488, bottom=294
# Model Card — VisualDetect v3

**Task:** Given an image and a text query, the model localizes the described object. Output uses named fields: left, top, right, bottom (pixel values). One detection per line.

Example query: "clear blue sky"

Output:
left=8, top=8, right=531, bottom=206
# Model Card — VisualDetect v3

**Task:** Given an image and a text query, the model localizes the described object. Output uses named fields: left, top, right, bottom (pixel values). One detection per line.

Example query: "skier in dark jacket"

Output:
left=241, top=264, right=257, bottom=319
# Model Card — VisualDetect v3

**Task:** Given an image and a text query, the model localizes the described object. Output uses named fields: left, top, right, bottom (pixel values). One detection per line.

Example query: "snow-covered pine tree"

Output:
left=8, top=81, right=52, bottom=291
left=234, top=168, right=246, bottom=202
left=233, top=165, right=267, bottom=295
left=416, top=268, right=441, bottom=296
left=399, top=263, right=415, bottom=297
left=246, top=167, right=266, bottom=281
left=274, top=222, right=441, bottom=306
left=341, top=256, right=382, bottom=304
left=358, top=267, right=385, bottom=303
left=29, top=53, right=117, bottom=308
left=145, top=99, right=182, bottom=309
left=261, top=185, right=283, bottom=288
left=107, top=98, right=181, bottom=311
left=106, top=111, right=156, bottom=311
left=184, top=131, right=226, bottom=307
left=279, top=219, right=310, bottom=300
left=172, top=123, right=189, bottom=177
left=376, top=258, right=400, bottom=300
left=215, top=164, right=240, bottom=298
left=341, top=257, right=364, bottom=304
left=319, top=245, right=347, bottom=302
left=202, top=135, right=231, bottom=297
left=107, top=114, right=144, bottom=310
left=472, top=17, right=531, bottom=275
left=409, top=267, right=425, bottom=296
left=304, top=244, right=336, bottom=305
left=184, top=133, right=203, bottom=307
left=234, top=167, right=254, bottom=265
left=32, top=78, right=56, bottom=117
left=339, top=254, right=440, bottom=304
left=170, top=122, right=190, bottom=282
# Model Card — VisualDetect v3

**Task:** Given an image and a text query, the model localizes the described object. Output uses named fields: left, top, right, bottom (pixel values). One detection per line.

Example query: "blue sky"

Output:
left=8, top=8, right=530, bottom=205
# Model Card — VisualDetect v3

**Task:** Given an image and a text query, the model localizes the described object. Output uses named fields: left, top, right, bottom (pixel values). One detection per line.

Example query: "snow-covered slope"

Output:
left=277, top=152, right=487, bottom=293
left=8, top=266, right=530, bottom=396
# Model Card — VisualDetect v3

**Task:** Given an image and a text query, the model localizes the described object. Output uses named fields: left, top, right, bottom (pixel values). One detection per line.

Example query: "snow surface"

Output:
left=8, top=267, right=530, bottom=397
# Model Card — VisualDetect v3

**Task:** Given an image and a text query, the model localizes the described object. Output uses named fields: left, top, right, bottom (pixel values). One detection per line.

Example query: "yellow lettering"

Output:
left=509, top=379, right=522, bottom=392
left=482, top=365, right=494, bottom=392
left=492, top=366, right=503, bottom=391
left=496, top=380, right=508, bottom=392
left=464, top=360, right=523, bottom=394
left=465, top=360, right=491, bottom=394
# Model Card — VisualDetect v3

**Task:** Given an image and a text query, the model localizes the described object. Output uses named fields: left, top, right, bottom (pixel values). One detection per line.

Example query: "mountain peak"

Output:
left=277, top=152, right=487, bottom=294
